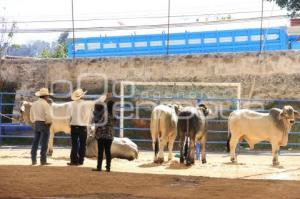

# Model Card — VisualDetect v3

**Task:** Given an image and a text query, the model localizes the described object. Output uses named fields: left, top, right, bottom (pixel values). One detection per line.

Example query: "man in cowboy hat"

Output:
left=67, top=88, right=89, bottom=166
left=30, top=88, right=53, bottom=165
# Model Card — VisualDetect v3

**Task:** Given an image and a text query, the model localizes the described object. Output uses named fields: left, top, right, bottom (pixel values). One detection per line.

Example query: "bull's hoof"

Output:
left=154, top=158, right=164, bottom=164
left=186, top=157, right=194, bottom=166
left=272, top=161, right=280, bottom=166
left=186, top=160, right=192, bottom=166
left=202, top=159, right=207, bottom=164
left=180, top=157, right=184, bottom=164
left=230, top=158, right=237, bottom=163
left=47, top=150, right=53, bottom=157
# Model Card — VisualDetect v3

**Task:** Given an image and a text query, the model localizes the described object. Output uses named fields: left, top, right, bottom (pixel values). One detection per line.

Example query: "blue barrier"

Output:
left=291, top=41, right=300, bottom=49
left=67, top=27, right=288, bottom=58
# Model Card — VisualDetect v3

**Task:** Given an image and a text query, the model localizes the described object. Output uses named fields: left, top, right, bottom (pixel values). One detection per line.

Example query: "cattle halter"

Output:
left=0, top=112, right=19, bottom=122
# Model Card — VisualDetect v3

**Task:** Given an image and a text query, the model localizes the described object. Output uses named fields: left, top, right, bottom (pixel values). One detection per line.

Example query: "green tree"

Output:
left=268, top=0, right=300, bottom=16
left=39, top=48, right=52, bottom=58
left=52, top=44, right=67, bottom=58
left=54, top=32, right=69, bottom=58
left=39, top=32, right=69, bottom=58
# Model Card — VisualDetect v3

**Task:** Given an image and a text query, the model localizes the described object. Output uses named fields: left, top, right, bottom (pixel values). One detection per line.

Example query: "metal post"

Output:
left=235, top=98, right=241, bottom=154
left=120, top=82, right=124, bottom=137
left=259, top=0, right=264, bottom=53
left=166, top=0, right=171, bottom=55
left=71, top=0, right=76, bottom=60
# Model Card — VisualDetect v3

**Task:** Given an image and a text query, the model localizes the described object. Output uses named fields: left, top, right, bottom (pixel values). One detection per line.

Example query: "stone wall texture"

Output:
left=1, top=51, right=300, bottom=100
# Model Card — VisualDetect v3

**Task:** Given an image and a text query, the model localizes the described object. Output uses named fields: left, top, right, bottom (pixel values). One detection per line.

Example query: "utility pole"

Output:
left=259, top=0, right=264, bottom=53
left=71, top=0, right=76, bottom=60
left=166, top=0, right=171, bottom=56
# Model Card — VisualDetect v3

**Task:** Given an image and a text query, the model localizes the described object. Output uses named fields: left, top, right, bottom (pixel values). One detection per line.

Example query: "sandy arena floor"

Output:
left=1, top=147, right=300, bottom=198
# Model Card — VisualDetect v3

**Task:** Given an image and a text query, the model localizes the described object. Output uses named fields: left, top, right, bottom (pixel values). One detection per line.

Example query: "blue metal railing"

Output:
left=0, top=92, right=33, bottom=143
left=67, top=27, right=288, bottom=58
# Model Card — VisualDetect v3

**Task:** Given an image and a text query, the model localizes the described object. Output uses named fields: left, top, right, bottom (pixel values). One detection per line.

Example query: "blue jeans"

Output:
left=31, top=121, right=50, bottom=164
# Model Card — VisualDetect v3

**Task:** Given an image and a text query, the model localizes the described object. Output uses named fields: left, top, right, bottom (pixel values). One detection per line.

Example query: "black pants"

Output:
left=70, top=125, right=87, bottom=164
left=31, top=121, right=50, bottom=164
left=97, top=138, right=113, bottom=170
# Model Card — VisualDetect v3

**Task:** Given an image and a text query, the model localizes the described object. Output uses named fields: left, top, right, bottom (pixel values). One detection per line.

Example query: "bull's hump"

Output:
left=181, top=107, right=198, bottom=114
left=153, top=105, right=174, bottom=113
left=234, top=109, right=267, bottom=116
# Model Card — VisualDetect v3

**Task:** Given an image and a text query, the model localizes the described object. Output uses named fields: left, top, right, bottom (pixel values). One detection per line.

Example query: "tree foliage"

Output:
left=0, top=16, right=17, bottom=59
left=7, top=40, right=51, bottom=57
left=268, top=0, right=300, bottom=16
left=39, top=32, right=69, bottom=58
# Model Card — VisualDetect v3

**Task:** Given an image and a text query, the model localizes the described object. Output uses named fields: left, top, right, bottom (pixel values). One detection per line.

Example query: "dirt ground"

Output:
left=1, top=147, right=300, bottom=199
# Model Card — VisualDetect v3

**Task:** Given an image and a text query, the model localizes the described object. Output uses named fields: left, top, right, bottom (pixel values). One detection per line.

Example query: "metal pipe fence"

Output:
left=0, top=92, right=300, bottom=149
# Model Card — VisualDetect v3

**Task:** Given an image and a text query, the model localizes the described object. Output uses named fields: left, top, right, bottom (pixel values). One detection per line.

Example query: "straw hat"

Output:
left=35, top=88, right=53, bottom=97
left=71, top=88, right=87, bottom=101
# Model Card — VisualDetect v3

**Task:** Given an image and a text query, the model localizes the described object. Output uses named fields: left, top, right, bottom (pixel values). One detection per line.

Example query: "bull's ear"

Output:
left=204, top=108, right=209, bottom=116
left=175, top=105, right=183, bottom=114
left=173, top=104, right=179, bottom=114
left=279, top=111, right=284, bottom=120
left=206, top=108, right=211, bottom=116
left=294, top=110, right=300, bottom=119
left=20, top=105, right=25, bottom=112
left=179, top=105, right=184, bottom=112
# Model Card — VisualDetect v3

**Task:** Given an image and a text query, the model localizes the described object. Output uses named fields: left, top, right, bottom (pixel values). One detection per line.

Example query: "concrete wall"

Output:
left=1, top=51, right=300, bottom=100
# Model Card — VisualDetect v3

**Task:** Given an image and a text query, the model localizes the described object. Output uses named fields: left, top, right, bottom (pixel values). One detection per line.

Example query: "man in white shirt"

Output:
left=67, top=88, right=90, bottom=166
left=30, top=88, right=52, bottom=165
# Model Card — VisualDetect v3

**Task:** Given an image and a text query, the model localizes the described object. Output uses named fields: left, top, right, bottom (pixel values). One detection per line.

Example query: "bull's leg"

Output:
left=183, top=137, right=189, bottom=160
left=156, top=136, right=167, bottom=164
left=271, top=143, right=280, bottom=166
left=230, top=136, right=239, bottom=163
left=179, top=134, right=185, bottom=164
left=167, top=133, right=176, bottom=161
left=186, top=134, right=196, bottom=166
left=200, top=134, right=207, bottom=164
left=47, top=128, right=55, bottom=156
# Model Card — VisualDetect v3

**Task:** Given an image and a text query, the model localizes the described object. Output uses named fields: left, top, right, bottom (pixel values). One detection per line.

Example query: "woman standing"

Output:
left=92, top=99, right=115, bottom=172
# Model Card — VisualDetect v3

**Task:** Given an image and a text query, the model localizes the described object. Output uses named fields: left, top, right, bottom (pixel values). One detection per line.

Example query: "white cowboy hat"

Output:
left=35, top=88, right=53, bottom=97
left=71, top=88, right=87, bottom=101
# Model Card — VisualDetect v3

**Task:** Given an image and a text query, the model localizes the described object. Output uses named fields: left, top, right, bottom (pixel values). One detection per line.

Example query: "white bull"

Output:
left=86, top=135, right=138, bottom=160
left=228, top=105, right=299, bottom=166
left=150, top=104, right=178, bottom=163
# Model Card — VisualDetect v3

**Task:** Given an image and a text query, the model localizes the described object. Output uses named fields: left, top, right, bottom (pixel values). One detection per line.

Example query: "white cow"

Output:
left=150, top=104, right=179, bottom=163
left=228, top=105, right=299, bottom=166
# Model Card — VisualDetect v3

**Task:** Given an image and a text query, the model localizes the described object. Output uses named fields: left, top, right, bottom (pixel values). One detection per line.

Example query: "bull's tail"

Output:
left=151, top=110, right=161, bottom=158
left=154, top=138, right=159, bottom=156
left=184, top=137, right=189, bottom=158
left=226, top=113, right=232, bottom=153
left=226, top=133, right=231, bottom=153
left=183, top=118, right=190, bottom=159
